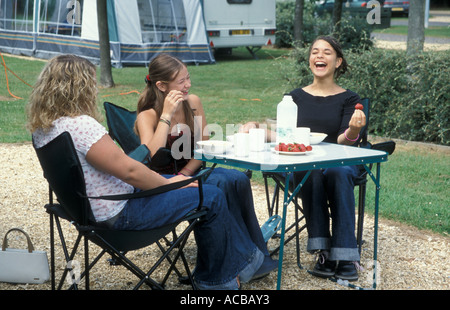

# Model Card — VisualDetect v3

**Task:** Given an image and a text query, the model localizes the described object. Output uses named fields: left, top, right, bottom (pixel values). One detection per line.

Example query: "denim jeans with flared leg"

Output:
left=203, top=167, right=269, bottom=256
left=112, top=181, right=262, bottom=289
left=294, top=165, right=360, bottom=262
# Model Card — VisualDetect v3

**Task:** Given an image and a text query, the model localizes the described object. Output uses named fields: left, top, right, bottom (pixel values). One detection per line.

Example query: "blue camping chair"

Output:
left=104, top=101, right=176, bottom=172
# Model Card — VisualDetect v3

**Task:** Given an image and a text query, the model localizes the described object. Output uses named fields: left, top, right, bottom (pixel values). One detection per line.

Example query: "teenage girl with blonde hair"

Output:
left=28, top=54, right=266, bottom=289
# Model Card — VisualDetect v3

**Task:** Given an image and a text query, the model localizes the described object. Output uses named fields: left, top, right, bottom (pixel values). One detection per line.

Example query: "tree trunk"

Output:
left=97, top=0, right=114, bottom=88
left=407, top=0, right=425, bottom=56
left=293, top=0, right=304, bottom=45
left=333, top=0, right=344, bottom=33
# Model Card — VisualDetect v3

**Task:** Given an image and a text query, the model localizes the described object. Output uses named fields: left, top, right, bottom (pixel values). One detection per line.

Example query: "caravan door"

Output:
left=202, top=0, right=276, bottom=56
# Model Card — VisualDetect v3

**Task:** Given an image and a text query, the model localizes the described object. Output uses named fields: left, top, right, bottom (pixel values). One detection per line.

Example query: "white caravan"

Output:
left=202, top=0, right=276, bottom=57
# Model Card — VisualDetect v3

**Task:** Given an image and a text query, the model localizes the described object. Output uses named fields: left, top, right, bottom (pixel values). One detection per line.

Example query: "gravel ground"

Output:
left=0, top=141, right=448, bottom=291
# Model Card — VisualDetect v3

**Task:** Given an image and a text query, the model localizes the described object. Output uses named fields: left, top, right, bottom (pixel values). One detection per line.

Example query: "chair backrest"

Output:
left=358, top=98, right=370, bottom=148
left=33, top=132, right=94, bottom=225
left=104, top=101, right=141, bottom=154
left=104, top=101, right=176, bottom=171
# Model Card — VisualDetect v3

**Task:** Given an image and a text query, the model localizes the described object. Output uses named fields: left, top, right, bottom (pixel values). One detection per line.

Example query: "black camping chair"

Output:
left=33, top=131, right=210, bottom=290
left=262, top=98, right=396, bottom=268
left=104, top=101, right=175, bottom=172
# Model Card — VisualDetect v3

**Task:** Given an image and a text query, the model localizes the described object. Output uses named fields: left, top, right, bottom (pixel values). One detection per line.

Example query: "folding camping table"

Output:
left=195, top=142, right=389, bottom=290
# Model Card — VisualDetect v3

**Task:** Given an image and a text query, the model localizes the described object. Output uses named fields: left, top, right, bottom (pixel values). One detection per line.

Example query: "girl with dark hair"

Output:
left=290, top=35, right=366, bottom=281
left=242, top=36, right=366, bottom=281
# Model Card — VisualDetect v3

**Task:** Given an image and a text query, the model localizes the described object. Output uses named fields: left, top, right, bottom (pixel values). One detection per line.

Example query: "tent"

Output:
left=0, top=0, right=215, bottom=66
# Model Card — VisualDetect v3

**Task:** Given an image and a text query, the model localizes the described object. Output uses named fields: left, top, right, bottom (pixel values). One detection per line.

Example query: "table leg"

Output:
left=363, top=162, right=381, bottom=290
left=276, top=170, right=311, bottom=290
left=372, top=163, right=381, bottom=289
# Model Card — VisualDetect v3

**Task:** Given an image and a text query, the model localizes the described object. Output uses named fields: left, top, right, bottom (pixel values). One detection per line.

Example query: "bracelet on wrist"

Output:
left=344, top=128, right=359, bottom=142
left=181, top=167, right=194, bottom=175
left=159, top=118, right=171, bottom=127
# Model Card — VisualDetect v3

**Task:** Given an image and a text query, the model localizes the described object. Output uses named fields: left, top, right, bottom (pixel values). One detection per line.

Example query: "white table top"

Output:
left=194, top=142, right=389, bottom=172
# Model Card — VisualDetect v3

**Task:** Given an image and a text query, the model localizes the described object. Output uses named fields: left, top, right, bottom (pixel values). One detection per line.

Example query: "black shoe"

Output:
left=310, top=252, right=336, bottom=279
left=335, top=261, right=359, bottom=281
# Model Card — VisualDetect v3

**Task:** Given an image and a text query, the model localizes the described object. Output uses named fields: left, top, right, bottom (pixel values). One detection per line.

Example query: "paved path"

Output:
left=372, top=10, right=450, bottom=49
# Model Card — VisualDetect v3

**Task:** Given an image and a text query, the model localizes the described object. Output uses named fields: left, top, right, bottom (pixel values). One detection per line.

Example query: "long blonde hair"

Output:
left=136, top=53, right=195, bottom=133
left=26, top=54, right=101, bottom=132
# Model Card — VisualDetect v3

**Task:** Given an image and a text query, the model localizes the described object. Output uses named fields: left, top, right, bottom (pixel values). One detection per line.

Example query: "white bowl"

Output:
left=310, top=132, right=327, bottom=144
left=197, top=140, right=233, bottom=154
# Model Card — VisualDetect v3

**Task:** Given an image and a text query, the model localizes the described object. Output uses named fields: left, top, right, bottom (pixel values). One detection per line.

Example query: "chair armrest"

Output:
left=127, top=144, right=151, bottom=164
left=371, top=140, right=396, bottom=155
left=82, top=166, right=214, bottom=202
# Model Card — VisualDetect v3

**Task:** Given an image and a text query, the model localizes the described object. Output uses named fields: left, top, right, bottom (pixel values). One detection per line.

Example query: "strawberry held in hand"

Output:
left=355, top=103, right=363, bottom=110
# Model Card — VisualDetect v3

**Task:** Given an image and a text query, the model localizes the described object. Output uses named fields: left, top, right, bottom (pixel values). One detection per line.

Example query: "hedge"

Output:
left=275, top=47, right=450, bottom=145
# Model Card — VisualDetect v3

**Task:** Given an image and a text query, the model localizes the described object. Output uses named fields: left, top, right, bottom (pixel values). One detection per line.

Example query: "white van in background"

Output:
left=202, top=0, right=276, bottom=58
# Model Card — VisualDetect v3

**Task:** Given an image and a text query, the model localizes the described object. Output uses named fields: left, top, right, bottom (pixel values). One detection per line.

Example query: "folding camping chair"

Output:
left=263, top=98, right=396, bottom=268
left=33, top=131, right=209, bottom=290
left=103, top=101, right=177, bottom=172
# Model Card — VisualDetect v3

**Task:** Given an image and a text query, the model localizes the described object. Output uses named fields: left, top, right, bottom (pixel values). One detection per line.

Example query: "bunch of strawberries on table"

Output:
left=275, top=103, right=364, bottom=153
left=275, top=142, right=312, bottom=153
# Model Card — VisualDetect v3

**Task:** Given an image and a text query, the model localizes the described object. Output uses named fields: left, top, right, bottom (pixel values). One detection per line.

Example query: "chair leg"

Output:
left=51, top=214, right=83, bottom=290
left=356, top=183, right=367, bottom=255
left=84, top=236, right=89, bottom=290
left=134, top=220, right=199, bottom=290
left=49, top=213, right=56, bottom=290
left=264, top=174, right=307, bottom=265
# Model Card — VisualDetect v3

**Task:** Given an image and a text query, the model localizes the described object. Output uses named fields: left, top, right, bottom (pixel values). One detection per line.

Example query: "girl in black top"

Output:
left=292, top=36, right=366, bottom=281
left=243, top=36, right=367, bottom=281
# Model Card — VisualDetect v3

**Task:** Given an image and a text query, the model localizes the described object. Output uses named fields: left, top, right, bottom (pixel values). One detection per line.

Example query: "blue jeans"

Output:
left=202, top=168, right=269, bottom=256
left=294, top=166, right=360, bottom=261
left=112, top=180, right=262, bottom=289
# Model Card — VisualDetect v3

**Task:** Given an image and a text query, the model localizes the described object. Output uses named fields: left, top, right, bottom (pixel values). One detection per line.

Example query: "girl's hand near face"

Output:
left=162, top=90, right=184, bottom=119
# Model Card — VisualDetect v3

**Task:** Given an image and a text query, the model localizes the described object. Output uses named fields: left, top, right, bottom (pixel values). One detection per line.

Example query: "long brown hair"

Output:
left=136, top=53, right=195, bottom=132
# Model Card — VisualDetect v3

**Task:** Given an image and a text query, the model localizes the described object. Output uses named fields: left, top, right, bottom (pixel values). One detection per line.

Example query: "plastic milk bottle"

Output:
left=276, top=95, right=298, bottom=144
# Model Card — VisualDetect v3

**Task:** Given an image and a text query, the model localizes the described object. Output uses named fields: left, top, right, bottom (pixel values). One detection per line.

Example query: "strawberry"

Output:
left=355, top=103, right=364, bottom=110
left=299, top=144, right=306, bottom=152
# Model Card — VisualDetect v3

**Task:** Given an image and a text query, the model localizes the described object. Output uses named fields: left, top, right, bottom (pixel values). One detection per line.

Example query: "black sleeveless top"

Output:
left=151, top=131, right=194, bottom=175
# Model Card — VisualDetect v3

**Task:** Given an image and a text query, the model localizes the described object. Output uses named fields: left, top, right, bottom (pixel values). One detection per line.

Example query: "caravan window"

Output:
left=0, top=0, right=34, bottom=32
left=38, top=0, right=83, bottom=36
left=137, top=0, right=187, bottom=44
left=227, top=0, right=253, bottom=4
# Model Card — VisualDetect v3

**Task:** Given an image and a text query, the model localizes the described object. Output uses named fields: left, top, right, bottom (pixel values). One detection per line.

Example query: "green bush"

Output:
left=276, top=47, right=450, bottom=145
left=275, top=0, right=373, bottom=51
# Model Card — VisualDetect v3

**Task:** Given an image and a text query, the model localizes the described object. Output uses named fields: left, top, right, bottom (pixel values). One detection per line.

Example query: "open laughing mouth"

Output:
left=315, top=61, right=327, bottom=69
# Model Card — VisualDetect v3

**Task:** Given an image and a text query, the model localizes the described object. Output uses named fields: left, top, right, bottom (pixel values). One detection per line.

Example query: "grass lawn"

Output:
left=0, top=47, right=448, bottom=236
left=373, top=16, right=450, bottom=38
left=373, top=25, right=450, bottom=38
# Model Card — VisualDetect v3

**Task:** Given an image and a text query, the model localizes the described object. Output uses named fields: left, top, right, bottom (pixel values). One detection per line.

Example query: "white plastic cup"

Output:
left=294, top=127, right=311, bottom=146
left=249, top=128, right=266, bottom=152
left=234, top=133, right=250, bottom=156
